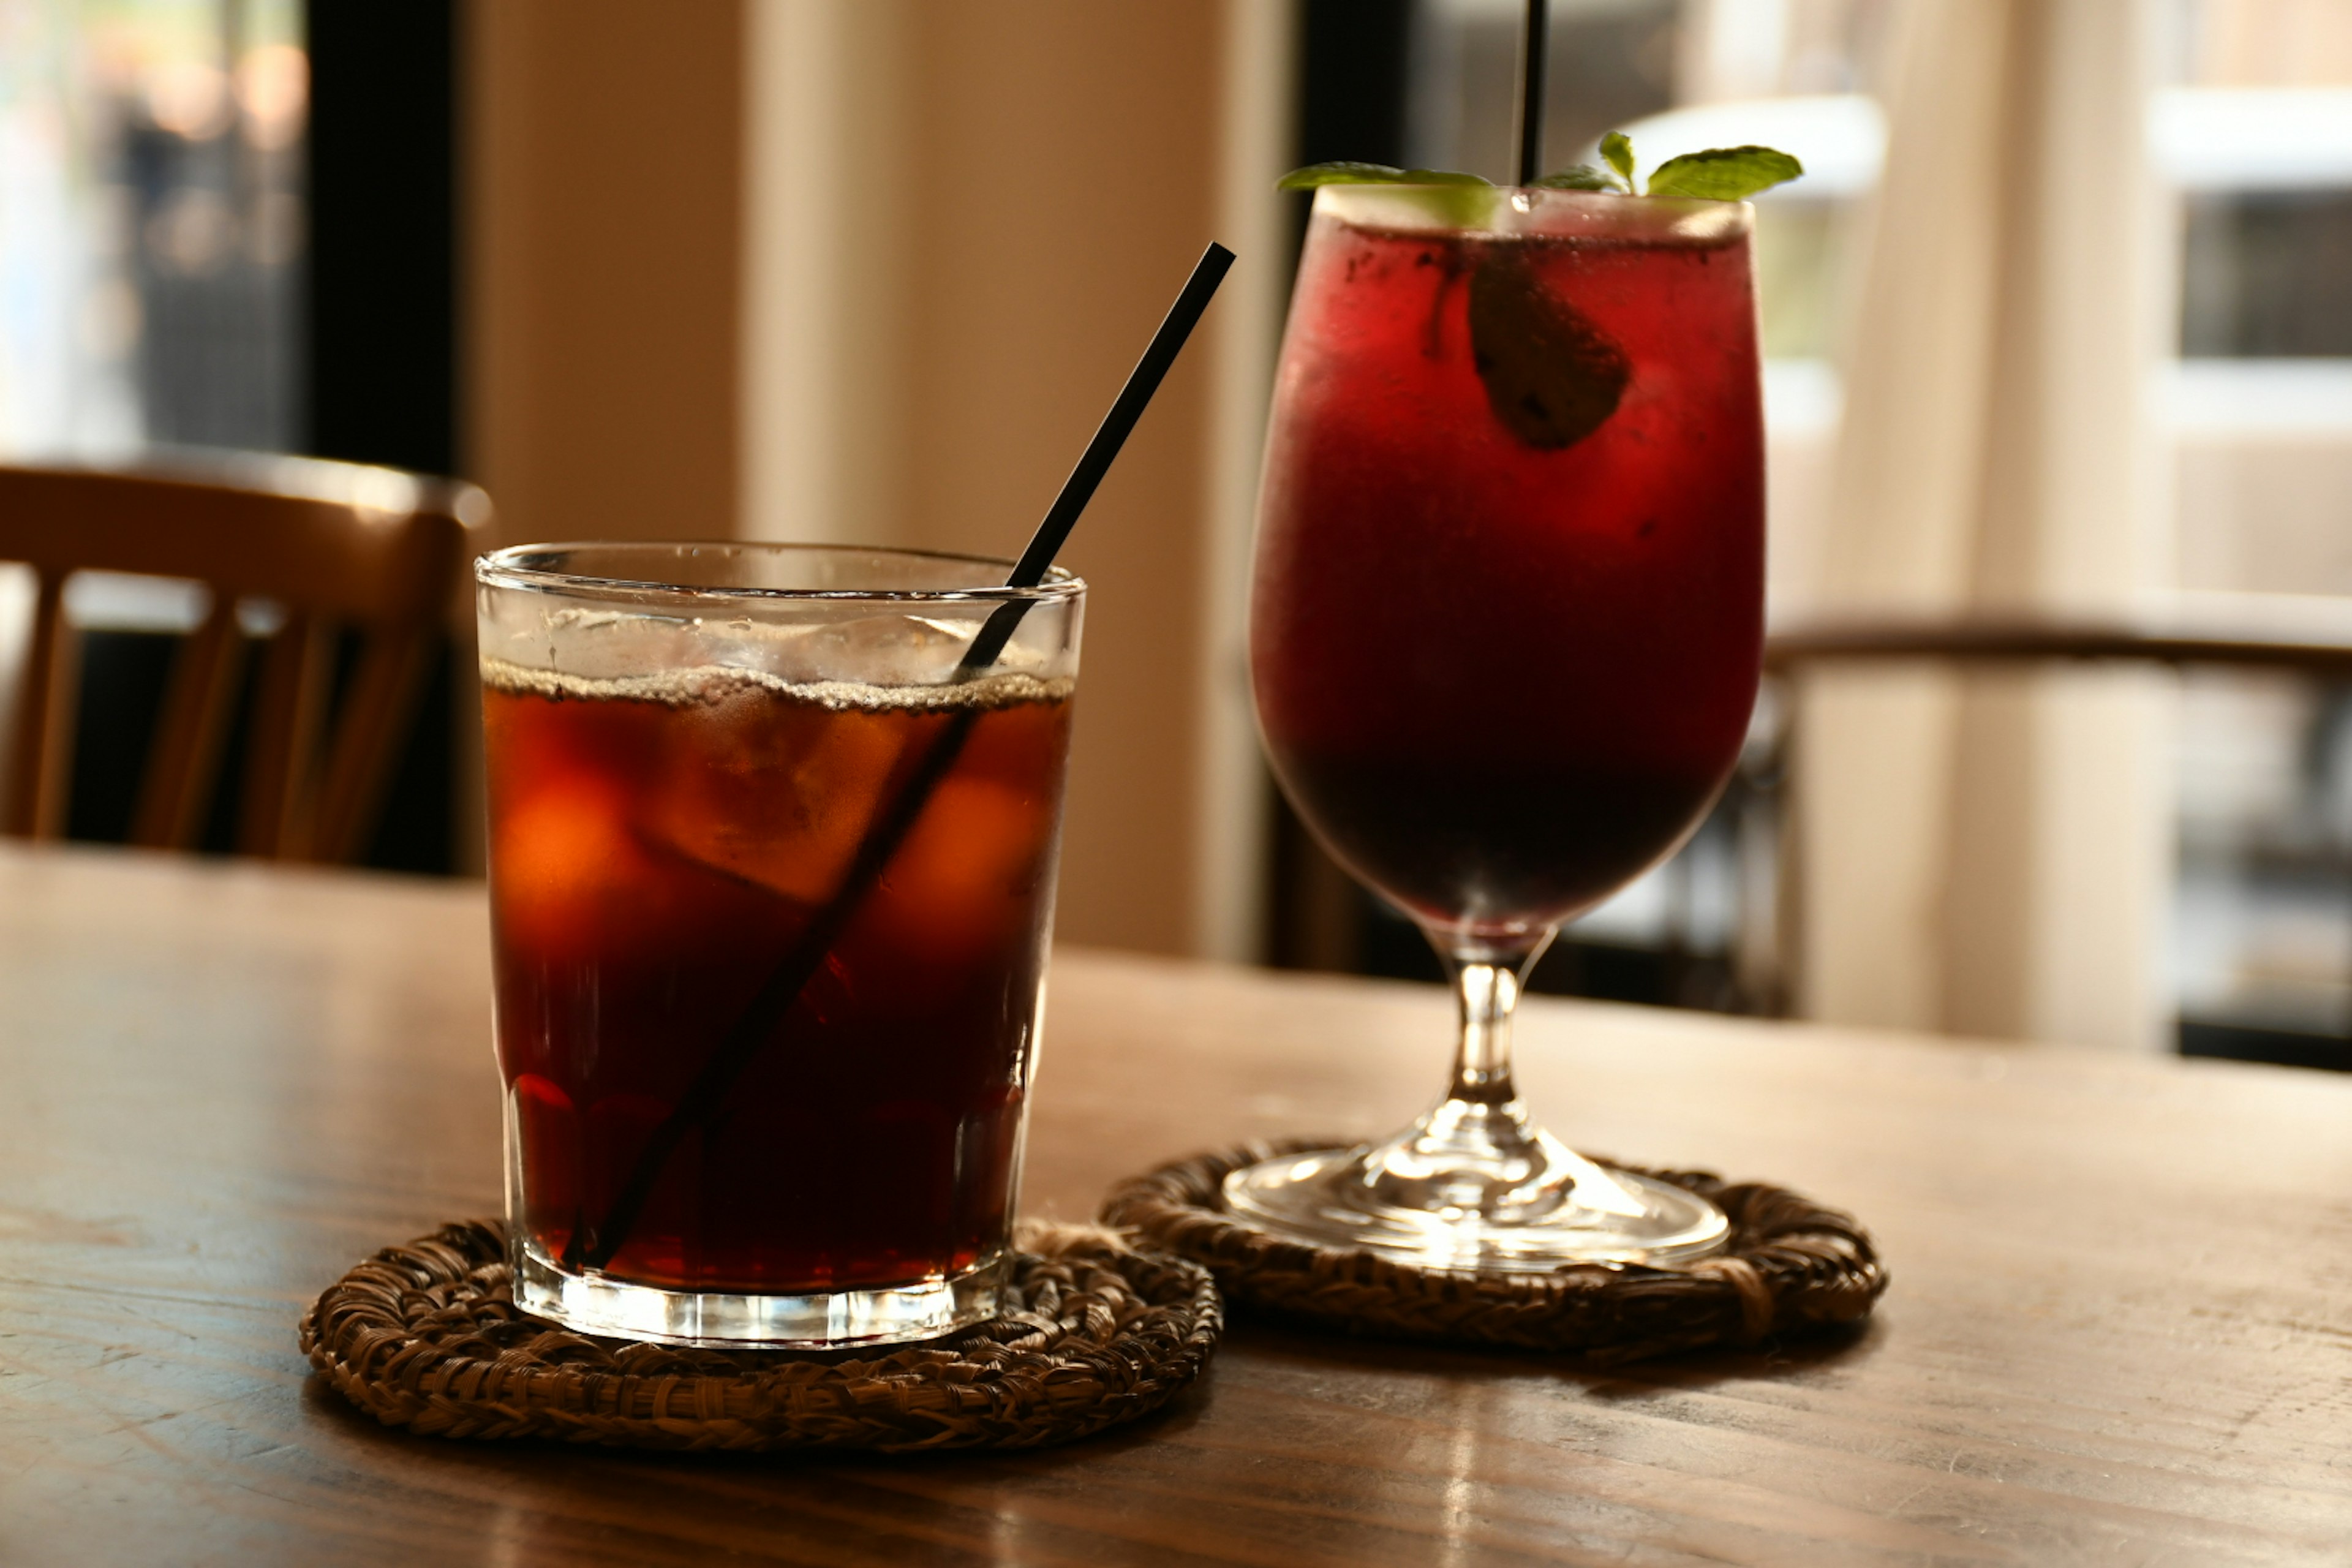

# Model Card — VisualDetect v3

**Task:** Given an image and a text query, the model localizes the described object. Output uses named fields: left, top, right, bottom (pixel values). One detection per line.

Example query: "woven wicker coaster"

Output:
left=301, top=1219, right=1221, bottom=1452
left=1100, top=1139, right=1886, bottom=1365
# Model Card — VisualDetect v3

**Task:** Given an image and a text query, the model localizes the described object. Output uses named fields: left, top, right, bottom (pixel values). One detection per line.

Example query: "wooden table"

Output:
left=1, top=846, right=2346, bottom=1565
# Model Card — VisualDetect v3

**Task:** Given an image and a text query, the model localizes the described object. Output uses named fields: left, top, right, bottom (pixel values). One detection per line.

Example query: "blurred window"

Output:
left=2164, top=1, right=2352, bottom=1063
left=2163, top=1, right=2352, bottom=596
left=0, top=0, right=303, bottom=461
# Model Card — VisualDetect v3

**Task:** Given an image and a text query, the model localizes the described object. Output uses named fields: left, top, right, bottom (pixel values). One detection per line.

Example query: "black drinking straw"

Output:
left=1516, top=0, right=1549, bottom=187
left=571, top=242, right=1236, bottom=1273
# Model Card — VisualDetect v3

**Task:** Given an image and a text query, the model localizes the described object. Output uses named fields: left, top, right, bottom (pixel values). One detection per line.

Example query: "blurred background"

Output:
left=2, top=0, right=2348, bottom=1071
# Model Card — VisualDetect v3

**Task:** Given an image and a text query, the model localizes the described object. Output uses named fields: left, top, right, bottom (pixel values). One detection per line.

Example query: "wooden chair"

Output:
left=0, top=454, right=489, bottom=864
left=1746, top=592, right=2352, bottom=1023
left=1764, top=595, right=2352, bottom=682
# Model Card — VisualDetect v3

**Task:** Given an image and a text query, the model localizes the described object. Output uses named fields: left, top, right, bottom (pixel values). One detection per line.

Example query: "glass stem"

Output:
left=1334, top=926, right=1668, bottom=1227
left=1440, top=933, right=1551, bottom=1110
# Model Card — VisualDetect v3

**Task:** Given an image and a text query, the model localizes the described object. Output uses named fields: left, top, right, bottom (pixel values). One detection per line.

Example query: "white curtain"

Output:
left=1796, top=0, right=2176, bottom=1049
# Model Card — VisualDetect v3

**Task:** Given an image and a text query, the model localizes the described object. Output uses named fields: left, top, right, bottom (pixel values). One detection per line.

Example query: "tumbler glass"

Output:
left=477, top=543, right=1083, bottom=1347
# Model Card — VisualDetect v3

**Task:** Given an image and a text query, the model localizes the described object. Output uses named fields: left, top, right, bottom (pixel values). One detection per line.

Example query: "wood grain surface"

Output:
left=0, top=845, right=2346, bottom=1565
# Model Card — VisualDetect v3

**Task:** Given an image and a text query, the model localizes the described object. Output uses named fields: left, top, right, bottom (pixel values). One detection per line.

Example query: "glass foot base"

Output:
left=511, top=1236, right=1006, bottom=1349
left=1222, top=1145, right=1729, bottom=1272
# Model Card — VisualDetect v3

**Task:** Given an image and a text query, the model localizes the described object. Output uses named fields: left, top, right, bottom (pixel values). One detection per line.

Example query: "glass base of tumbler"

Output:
left=1222, top=1117, right=1728, bottom=1272
left=511, top=1235, right=1006, bottom=1349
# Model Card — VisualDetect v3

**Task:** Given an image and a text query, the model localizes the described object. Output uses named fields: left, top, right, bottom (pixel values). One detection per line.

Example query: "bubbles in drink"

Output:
left=493, top=608, right=1064, bottom=693
left=479, top=654, right=1071, bottom=711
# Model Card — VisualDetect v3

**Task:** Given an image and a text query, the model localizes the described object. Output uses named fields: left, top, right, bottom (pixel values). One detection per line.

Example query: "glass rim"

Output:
left=1314, top=183, right=1746, bottom=198
left=1310, top=184, right=1752, bottom=241
left=475, top=540, right=1086, bottom=608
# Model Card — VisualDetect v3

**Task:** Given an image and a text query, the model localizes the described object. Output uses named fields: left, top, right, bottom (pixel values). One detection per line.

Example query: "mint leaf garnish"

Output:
left=1530, top=165, right=1620, bottom=192
left=1599, top=131, right=1637, bottom=187
left=1468, top=249, right=1630, bottom=451
left=1643, top=145, right=1804, bottom=201
left=1276, top=162, right=1493, bottom=192
left=1281, top=135, right=1802, bottom=202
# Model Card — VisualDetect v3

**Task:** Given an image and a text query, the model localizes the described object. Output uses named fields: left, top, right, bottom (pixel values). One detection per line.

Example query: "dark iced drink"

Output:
left=477, top=543, right=1082, bottom=1346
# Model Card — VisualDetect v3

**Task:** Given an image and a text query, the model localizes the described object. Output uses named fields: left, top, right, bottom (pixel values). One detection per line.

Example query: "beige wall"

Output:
left=897, top=5, right=1226, bottom=956
left=466, top=0, right=744, bottom=546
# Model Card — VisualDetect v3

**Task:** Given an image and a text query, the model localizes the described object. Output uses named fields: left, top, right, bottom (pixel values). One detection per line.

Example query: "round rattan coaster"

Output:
left=301, top=1219, right=1220, bottom=1452
left=1100, top=1139, right=1885, bottom=1365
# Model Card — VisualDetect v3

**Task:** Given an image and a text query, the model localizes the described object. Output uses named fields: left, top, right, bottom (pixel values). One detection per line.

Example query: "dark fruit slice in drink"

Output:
left=1467, top=246, right=1630, bottom=450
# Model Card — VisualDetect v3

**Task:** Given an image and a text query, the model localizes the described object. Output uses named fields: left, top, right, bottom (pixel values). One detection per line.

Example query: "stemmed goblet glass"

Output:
left=1230, top=183, right=1765, bottom=1269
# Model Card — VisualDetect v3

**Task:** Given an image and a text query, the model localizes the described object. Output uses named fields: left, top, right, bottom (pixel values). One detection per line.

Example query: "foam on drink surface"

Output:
left=481, top=655, right=1072, bottom=714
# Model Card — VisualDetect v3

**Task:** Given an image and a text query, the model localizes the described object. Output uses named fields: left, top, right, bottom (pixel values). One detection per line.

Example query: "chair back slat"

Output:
left=304, top=627, right=435, bottom=864
left=6, top=576, right=75, bottom=839
left=0, top=458, right=487, bottom=863
left=129, top=602, right=247, bottom=851
left=237, top=613, right=330, bottom=859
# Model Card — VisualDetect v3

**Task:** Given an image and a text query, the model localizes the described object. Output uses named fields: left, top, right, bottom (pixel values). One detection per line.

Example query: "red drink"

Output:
left=1252, top=192, right=1763, bottom=935
left=1224, top=188, right=1759, bottom=1271
left=483, top=661, right=1074, bottom=1296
